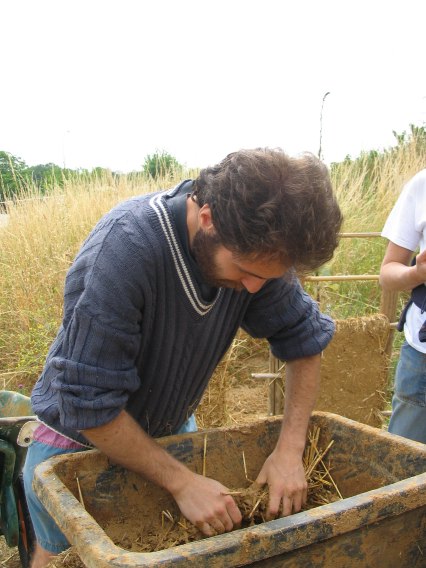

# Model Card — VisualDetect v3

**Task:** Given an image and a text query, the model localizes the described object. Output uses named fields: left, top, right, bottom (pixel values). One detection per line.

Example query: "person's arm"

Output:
left=82, top=410, right=242, bottom=536
left=380, top=242, right=426, bottom=291
left=255, top=353, right=320, bottom=518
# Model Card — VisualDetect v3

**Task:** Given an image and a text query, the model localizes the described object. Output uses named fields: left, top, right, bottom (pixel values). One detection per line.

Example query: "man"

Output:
left=24, top=147, right=342, bottom=567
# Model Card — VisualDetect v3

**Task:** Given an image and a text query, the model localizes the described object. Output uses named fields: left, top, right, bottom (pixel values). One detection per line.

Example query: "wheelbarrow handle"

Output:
left=0, top=417, right=39, bottom=448
left=0, top=417, right=37, bottom=427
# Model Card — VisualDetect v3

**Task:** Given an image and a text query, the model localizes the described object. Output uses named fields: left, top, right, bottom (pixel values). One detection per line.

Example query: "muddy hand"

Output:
left=171, top=471, right=242, bottom=536
left=256, top=449, right=307, bottom=519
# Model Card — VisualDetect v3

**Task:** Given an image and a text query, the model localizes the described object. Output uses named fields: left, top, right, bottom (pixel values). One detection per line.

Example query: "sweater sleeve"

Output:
left=49, top=218, right=147, bottom=431
left=241, top=275, right=335, bottom=361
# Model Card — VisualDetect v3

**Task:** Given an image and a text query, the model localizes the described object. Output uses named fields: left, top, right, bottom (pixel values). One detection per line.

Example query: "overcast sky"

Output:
left=1, top=0, right=425, bottom=173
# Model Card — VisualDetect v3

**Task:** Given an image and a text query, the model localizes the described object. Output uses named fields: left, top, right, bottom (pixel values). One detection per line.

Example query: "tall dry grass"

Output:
left=1, top=140, right=426, bottom=393
left=312, top=138, right=426, bottom=318
left=0, top=171, right=180, bottom=391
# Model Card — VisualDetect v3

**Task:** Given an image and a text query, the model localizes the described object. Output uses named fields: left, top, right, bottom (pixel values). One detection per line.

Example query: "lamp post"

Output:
left=62, top=130, right=71, bottom=169
left=318, top=92, right=330, bottom=161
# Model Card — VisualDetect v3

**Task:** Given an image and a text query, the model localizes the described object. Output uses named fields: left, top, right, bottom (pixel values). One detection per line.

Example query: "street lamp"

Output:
left=62, top=130, right=71, bottom=169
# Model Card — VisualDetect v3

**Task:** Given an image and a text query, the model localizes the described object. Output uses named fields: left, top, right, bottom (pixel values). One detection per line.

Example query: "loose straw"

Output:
left=75, top=476, right=85, bottom=509
left=202, top=434, right=207, bottom=476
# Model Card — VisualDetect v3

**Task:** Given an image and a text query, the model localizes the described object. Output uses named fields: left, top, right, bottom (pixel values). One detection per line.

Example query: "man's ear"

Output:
left=198, top=204, right=215, bottom=232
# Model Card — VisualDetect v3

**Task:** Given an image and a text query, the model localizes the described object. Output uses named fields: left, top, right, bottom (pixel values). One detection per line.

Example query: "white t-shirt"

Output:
left=381, top=169, right=426, bottom=353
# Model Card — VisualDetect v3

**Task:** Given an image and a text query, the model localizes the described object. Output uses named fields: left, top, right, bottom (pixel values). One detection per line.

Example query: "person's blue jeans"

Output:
left=23, top=415, right=198, bottom=554
left=23, top=442, right=86, bottom=553
left=388, top=341, right=426, bottom=444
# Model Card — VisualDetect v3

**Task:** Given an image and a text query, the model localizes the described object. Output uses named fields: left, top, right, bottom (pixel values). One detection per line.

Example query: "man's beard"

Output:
left=191, top=229, right=244, bottom=290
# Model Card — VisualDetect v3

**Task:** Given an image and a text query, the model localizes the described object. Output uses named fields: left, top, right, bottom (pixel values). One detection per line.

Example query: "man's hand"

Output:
left=255, top=448, right=307, bottom=519
left=171, top=472, right=242, bottom=536
left=82, top=411, right=242, bottom=537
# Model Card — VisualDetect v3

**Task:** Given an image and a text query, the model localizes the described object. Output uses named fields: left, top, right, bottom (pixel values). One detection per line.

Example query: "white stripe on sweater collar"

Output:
left=149, top=191, right=222, bottom=316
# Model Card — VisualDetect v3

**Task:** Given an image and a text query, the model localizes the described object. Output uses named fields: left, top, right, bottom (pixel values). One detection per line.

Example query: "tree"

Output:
left=393, top=123, right=426, bottom=150
left=26, top=163, right=64, bottom=190
left=0, top=151, right=28, bottom=201
left=142, top=150, right=182, bottom=179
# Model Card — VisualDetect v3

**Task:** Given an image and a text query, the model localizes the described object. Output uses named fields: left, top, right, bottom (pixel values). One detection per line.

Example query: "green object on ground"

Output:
left=0, top=390, right=34, bottom=547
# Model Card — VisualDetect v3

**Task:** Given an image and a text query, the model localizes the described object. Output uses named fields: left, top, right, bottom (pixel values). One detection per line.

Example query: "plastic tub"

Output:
left=33, top=412, right=426, bottom=567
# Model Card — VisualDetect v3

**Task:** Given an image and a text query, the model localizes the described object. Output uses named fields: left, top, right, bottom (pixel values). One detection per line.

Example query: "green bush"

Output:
left=142, top=150, right=182, bottom=179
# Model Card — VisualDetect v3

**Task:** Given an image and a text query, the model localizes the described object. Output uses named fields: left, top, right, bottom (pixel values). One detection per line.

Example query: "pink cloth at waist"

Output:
left=33, top=423, right=86, bottom=449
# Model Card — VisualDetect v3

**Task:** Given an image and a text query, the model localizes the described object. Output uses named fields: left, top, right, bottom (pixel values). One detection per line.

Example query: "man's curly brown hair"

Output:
left=192, top=148, right=343, bottom=273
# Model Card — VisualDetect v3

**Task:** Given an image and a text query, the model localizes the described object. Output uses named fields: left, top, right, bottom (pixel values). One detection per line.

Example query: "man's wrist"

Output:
left=274, top=434, right=306, bottom=460
left=160, top=461, right=194, bottom=496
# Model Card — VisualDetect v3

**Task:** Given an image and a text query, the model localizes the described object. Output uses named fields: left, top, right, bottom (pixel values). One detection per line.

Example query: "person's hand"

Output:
left=171, top=472, right=242, bottom=536
left=415, top=249, right=426, bottom=282
left=255, top=448, right=307, bottom=519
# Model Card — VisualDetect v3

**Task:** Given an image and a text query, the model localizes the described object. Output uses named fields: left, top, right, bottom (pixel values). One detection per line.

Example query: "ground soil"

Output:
left=0, top=315, right=392, bottom=567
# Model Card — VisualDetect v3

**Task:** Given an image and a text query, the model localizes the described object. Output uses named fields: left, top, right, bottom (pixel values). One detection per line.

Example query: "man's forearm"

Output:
left=277, top=353, right=321, bottom=456
left=379, top=244, right=426, bottom=291
left=82, top=409, right=243, bottom=536
left=81, top=410, right=191, bottom=495
left=255, top=353, right=321, bottom=517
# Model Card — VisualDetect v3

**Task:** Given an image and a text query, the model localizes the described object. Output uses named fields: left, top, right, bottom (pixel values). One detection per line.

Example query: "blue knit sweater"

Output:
left=31, top=182, right=335, bottom=445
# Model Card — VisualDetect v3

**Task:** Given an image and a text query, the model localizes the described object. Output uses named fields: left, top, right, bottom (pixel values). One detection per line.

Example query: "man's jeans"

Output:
left=388, top=341, right=426, bottom=444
